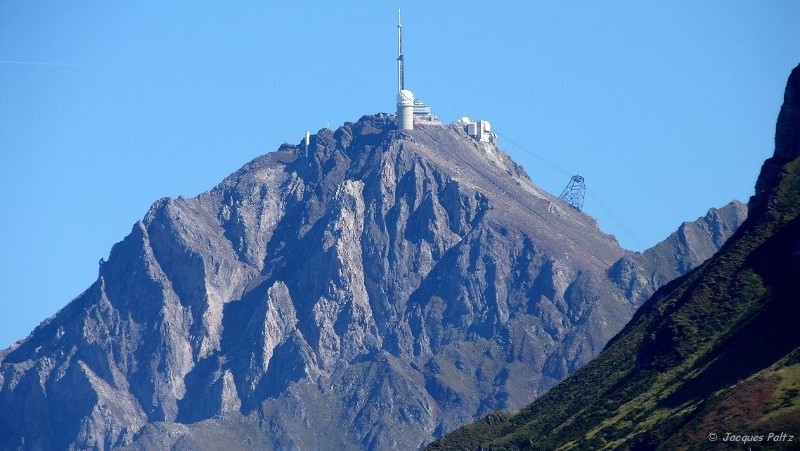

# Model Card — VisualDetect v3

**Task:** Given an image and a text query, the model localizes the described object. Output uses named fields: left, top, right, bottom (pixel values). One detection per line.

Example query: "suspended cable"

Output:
left=496, top=132, right=572, bottom=178
left=418, top=128, right=614, bottom=268
left=584, top=188, right=647, bottom=250
left=495, top=130, right=647, bottom=251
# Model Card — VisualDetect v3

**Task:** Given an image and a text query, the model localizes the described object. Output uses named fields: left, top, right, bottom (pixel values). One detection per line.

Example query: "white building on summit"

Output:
left=397, top=89, right=414, bottom=131
left=455, top=116, right=497, bottom=143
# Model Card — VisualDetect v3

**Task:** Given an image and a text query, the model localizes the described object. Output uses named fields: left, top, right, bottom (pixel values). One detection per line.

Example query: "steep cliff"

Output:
left=0, top=116, right=742, bottom=450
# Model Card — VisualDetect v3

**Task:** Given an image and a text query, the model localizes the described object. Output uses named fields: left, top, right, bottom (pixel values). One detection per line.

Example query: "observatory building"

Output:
left=455, top=116, right=498, bottom=143
left=397, top=89, right=414, bottom=130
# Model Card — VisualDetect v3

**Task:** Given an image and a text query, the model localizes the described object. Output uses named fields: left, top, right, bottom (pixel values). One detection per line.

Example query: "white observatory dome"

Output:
left=397, top=89, right=415, bottom=106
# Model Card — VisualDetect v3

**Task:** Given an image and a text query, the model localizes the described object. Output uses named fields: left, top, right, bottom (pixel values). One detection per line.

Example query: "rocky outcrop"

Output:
left=608, top=200, right=747, bottom=304
left=0, top=116, right=744, bottom=450
left=751, top=63, right=800, bottom=217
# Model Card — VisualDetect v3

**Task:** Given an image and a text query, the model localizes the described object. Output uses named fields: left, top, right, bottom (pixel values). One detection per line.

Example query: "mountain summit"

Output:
left=0, top=116, right=742, bottom=449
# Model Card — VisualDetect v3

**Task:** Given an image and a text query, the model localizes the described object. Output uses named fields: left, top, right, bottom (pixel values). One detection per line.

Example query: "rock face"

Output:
left=609, top=200, right=747, bottom=304
left=428, top=63, right=800, bottom=451
left=0, top=116, right=744, bottom=450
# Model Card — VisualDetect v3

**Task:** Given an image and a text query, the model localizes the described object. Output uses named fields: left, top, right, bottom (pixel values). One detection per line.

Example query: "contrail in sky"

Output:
left=0, top=60, right=90, bottom=67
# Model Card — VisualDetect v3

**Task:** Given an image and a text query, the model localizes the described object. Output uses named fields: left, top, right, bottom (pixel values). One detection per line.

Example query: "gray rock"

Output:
left=609, top=200, right=748, bottom=304
left=0, top=116, right=745, bottom=450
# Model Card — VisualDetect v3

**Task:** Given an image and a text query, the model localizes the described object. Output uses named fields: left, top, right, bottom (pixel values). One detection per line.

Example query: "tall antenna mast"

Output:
left=397, top=8, right=404, bottom=92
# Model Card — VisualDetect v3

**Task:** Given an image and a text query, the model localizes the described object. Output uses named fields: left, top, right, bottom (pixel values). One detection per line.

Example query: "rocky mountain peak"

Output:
left=751, top=63, right=800, bottom=216
left=0, top=114, right=746, bottom=450
left=608, top=200, right=747, bottom=304
left=774, top=64, right=800, bottom=161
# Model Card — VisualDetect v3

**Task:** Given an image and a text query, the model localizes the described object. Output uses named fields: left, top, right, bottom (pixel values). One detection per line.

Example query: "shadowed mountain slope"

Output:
left=428, top=63, right=800, bottom=451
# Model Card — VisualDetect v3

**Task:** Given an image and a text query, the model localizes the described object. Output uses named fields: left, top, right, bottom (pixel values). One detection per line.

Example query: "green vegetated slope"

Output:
left=427, top=65, right=800, bottom=451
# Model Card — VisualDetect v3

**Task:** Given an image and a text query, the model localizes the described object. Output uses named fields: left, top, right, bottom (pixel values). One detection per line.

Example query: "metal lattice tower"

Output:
left=559, top=175, right=586, bottom=211
left=397, top=8, right=404, bottom=92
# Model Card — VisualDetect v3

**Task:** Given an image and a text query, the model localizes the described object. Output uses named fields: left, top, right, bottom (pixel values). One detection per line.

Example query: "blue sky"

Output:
left=1, top=2, right=798, bottom=349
